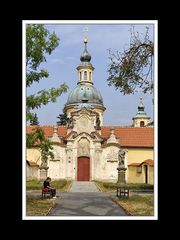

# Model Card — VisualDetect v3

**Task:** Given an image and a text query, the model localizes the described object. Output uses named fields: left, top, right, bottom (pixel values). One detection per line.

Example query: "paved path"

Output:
left=69, top=181, right=99, bottom=192
left=48, top=192, right=127, bottom=216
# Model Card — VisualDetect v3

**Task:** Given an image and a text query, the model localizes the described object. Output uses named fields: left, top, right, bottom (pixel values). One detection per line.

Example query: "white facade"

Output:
left=27, top=113, right=122, bottom=181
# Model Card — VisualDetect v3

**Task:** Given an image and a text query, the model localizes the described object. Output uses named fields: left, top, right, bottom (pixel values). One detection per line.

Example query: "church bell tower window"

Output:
left=89, top=72, right=91, bottom=81
left=140, top=121, right=145, bottom=127
left=84, top=71, right=87, bottom=80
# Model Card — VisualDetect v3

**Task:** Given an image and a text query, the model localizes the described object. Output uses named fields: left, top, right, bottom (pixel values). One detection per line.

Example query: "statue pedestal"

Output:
left=39, top=165, right=49, bottom=181
left=117, top=166, right=127, bottom=184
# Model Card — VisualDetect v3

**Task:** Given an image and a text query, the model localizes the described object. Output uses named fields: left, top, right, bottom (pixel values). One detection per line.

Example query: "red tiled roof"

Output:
left=101, top=127, right=154, bottom=147
left=26, top=126, right=67, bottom=138
left=141, top=159, right=154, bottom=166
left=128, top=159, right=154, bottom=167
left=26, top=126, right=153, bottom=147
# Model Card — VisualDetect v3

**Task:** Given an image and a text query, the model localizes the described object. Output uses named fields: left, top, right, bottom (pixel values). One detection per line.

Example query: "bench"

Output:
left=42, top=189, right=52, bottom=199
left=116, top=186, right=130, bottom=198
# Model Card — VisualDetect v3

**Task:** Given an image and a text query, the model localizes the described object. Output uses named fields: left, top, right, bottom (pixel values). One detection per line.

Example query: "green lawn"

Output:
left=26, top=179, right=71, bottom=191
left=95, top=181, right=153, bottom=192
left=117, top=194, right=154, bottom=216
left=26, top=179, right=72, bottom=216
left=26, top=179, right=43, bottom=190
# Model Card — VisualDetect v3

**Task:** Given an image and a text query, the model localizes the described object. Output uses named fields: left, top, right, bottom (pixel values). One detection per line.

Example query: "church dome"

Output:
left=66, top=84, right=104, bottom=107
left=65, top=37, right=105, bottom=111
left=80, top=48, right=91, bottom=62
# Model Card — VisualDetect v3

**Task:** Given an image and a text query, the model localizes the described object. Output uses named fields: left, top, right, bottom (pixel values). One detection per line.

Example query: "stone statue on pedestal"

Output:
left=117, top=149, right=127, bottom=184
left=118, top=149, right=126, bottom=167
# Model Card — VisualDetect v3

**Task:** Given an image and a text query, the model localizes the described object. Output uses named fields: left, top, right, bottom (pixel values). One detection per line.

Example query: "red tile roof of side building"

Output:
left=101, top=126, right=154, bottom=147
left=128, top=159, right=154, bottom=167
left=26, top=126, right=154, bottom=147
left=141, top=159, right=154, bottom=166
left=26, top=126, right=67, bottom=137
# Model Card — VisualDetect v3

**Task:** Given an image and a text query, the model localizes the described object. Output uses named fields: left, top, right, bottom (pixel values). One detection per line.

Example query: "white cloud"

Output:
left=66, top=56, right=75, bottom=61
left=51, top=58, right=65, bottom=65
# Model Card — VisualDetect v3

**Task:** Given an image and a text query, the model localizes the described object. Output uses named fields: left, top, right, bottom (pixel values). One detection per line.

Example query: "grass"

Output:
left=52, top=180, right=72, bottom=192
left=26, top=179, right=72, bottom=191
left=26, top=197, right=57, bottom=216
left=117, top=194, right=154, bottom=216
left=26, top=179, right=72, bottom=216
left=96, top=181, right=153, bottom=192
left=26, top=179, right=42, bottom=190
left=95, top=181, right=111, bottom=192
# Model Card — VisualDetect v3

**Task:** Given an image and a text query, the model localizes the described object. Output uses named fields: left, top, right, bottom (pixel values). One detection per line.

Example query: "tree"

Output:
left=56, top=109, right=68, bottom=126
left=107, top=27, right=154, bottom=95
left=26, top=127, right=54, bottom=164
left=26, top=24, right=68, bottom=123
left=30, top=113, right=39, bottom=125
left=40, top=141, right=54, bottom=165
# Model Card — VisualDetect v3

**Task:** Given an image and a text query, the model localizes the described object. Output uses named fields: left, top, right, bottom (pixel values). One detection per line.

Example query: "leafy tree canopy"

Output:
left=26, top=127, right=54, bottom=163
left=26, top=24, right=68, bottom=124
left=30, top=113, right=39, bottom=126
left=107, top=27, right=154, bottom=95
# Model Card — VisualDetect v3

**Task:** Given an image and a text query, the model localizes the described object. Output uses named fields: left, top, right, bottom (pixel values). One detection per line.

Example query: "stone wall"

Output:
left=94, top=146, right=119, bottom=181
left=26, top=163, right=39, bottom=179
left=48, top=145, right=66, bottom=179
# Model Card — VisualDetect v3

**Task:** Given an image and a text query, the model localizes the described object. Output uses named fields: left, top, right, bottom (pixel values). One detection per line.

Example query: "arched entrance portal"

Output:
left=77, top=156, right=90, bottom=181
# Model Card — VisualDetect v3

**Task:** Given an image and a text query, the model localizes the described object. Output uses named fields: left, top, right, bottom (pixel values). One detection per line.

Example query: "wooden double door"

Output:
left=77, top=156, right=90, bottom=181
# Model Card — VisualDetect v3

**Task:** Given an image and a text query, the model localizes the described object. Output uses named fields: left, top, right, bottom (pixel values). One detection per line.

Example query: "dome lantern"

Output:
left=77, top=37, right=94, bottom=84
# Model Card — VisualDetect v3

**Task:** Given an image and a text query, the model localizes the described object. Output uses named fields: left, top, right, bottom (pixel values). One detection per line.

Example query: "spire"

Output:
left=84, top=36, right=88, bottom=48
left=77, top=36, right=94, bottom=84
left=80, top=36, right=91, bottom=62
left=137, top=97, right=146, bottom=114
left=132, top=97, right=150, bottom=127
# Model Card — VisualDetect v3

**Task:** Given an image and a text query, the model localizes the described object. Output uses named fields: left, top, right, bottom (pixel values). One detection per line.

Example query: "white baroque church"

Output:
left=27, top=37, right=154, bottom=184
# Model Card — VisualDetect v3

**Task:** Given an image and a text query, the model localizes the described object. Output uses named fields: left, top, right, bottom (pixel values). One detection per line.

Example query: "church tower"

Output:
left=132, top=97, right=150, bottom=127
left=77, top=36, right=94, bottom=84
left=64, top=37, right=105, bottom=125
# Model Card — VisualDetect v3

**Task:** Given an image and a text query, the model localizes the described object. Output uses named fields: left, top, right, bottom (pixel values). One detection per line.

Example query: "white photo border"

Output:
left=22, top=20, right=158, bottom=220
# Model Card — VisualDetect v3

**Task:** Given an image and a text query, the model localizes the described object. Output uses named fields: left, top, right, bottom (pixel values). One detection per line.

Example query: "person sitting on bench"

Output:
left=43, top=177, right=56, bottom=198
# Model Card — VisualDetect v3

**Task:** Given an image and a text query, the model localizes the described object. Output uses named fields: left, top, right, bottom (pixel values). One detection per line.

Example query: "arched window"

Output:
left=140, top=121, right=145, bottom=127
left=84, top=71, right=87, bottom=80
left=79, top=72, right=82, bottom=81
left=89, top=72, right=91, bottom=81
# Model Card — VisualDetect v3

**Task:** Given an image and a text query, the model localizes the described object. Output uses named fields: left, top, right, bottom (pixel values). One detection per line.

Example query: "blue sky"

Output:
left=27, top=23, right=154, bottom=126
